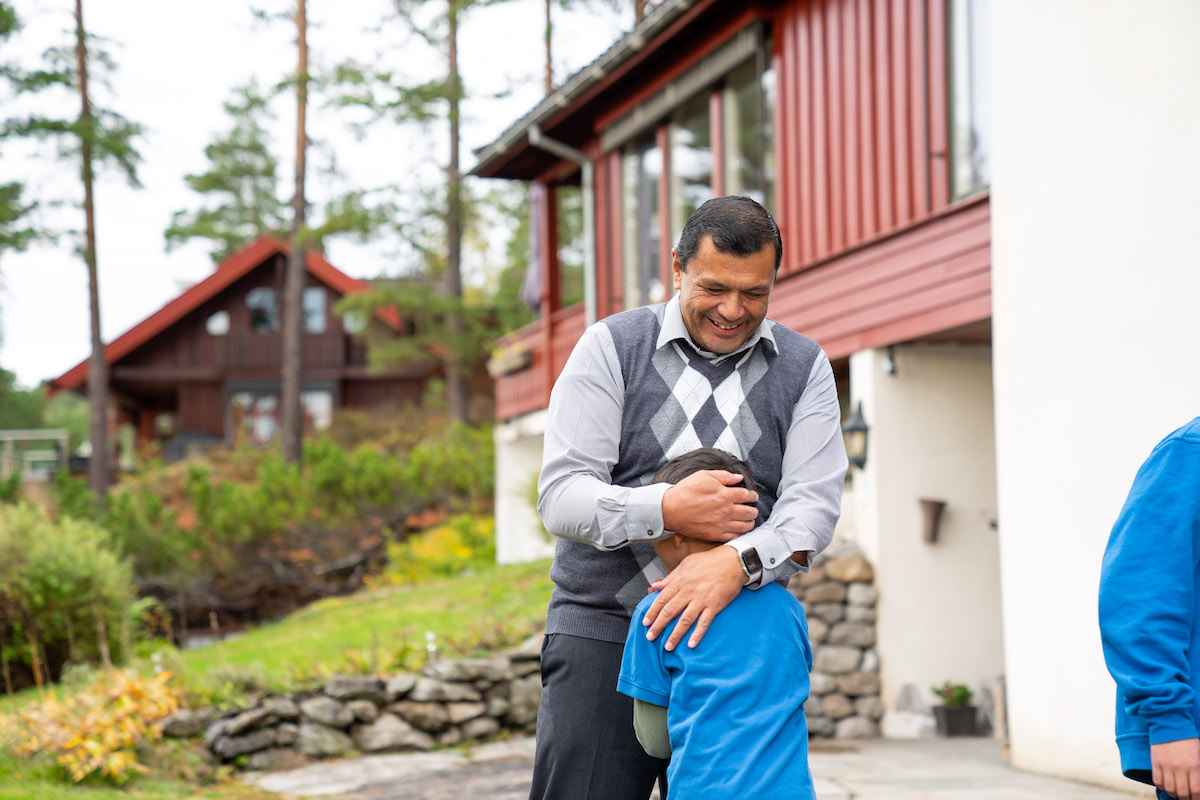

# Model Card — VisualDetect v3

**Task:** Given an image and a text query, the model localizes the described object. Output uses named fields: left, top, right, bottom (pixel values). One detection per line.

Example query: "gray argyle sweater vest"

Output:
left=546, top=303, right=823, bottom=643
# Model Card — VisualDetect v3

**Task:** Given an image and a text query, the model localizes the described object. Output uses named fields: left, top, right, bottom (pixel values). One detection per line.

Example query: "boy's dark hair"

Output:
left=653, top=448, right=761, bottom=522
left=674, top=195, right=783, bottom=273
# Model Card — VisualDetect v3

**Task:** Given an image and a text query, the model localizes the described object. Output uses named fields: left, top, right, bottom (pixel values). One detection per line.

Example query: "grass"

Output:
left=0, top=557, right=554, bottom=798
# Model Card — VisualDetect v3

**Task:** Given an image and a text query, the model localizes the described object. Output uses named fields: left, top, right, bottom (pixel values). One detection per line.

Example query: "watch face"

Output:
left=740, top=547, right=763, bottom=575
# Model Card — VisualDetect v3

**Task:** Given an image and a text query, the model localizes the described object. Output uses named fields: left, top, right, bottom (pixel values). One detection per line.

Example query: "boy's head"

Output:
left=652, top=448, right=761, bottom=571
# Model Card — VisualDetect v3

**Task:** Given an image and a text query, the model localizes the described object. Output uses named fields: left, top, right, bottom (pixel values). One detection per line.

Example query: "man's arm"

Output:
left=1100, top=428, right=1200, bottom=799
left=643, top=351, right=848, bottom=650
left=537, top=324, right=671, bottom=550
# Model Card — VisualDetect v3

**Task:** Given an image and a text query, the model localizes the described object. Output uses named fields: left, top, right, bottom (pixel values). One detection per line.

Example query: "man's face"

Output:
left=672, top=235, right=776, bottom=355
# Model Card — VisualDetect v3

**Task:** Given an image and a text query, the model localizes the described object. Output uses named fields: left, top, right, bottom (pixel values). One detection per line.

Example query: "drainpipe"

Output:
left=528, top=125, right=597, bottom=326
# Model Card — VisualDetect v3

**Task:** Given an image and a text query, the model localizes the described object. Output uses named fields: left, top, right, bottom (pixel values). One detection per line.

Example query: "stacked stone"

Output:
left=789, top=544, right=882, bottom=740
left=160, top=635, right=544, bottom=770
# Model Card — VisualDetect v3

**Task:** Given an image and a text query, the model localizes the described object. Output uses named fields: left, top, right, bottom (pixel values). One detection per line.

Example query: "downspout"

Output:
left=528, top=125, right=597, bottom=326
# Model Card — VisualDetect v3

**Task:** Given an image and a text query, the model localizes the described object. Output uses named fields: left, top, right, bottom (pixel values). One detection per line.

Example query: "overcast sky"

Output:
left=0, top=0, right=626, bottom=388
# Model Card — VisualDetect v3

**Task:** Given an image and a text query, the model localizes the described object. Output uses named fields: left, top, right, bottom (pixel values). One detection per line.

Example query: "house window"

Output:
left=229, top=387, right=333, bottom=444
left=622, top=132, right=665, bottom=308
left=303, top=286, right=327, bottom=333
left=951, top=0, right=990, bottom=198
left=343, top=310, right=367, bottom=335
left=723, top=53, right=775, bottom=209
left=668, top=93, right=714, bottom=237
left=247, top=287, right=279, bottom=332
left=302, top=390, right=333, bottom=432
left=205, top=310, right=230, bottom=336
left=557, top=185, right=585, bottom=308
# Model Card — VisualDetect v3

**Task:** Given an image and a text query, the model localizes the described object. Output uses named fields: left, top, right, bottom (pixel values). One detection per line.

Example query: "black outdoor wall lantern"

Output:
left=842, top=401, right=869, bottom=470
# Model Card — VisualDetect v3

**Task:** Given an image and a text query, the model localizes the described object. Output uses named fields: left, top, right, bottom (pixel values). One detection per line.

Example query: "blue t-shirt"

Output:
left=618, top=582, right=815, bottom=799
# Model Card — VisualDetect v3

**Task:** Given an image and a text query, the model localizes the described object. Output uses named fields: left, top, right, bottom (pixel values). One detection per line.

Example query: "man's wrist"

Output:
left=724, top=540, right=763, bottom=586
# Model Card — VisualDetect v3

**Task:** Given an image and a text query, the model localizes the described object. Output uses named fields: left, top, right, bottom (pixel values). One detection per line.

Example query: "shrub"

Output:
left=930, top=680, right=973, bottom=707
left=382, top=514, right=496, bottom=584
left=0, top=472, right=19, bottom=504
left=0, top=503, right=136, bottom=687
left=1, top=669, right=182, bottom=784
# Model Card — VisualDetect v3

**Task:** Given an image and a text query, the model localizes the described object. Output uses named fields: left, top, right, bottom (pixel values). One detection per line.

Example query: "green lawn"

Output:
left=0, top=558, right=554, bottom=798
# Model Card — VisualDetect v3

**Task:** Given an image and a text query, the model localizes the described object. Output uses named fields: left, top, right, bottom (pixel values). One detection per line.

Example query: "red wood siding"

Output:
left=769, top=195, right=990, bottom=361
left=776, top=0, right=947, bottom=270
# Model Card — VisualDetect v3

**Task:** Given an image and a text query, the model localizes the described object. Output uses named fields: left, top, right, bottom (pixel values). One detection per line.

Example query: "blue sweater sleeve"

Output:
left=1099, top=423, right=1200, bottom=745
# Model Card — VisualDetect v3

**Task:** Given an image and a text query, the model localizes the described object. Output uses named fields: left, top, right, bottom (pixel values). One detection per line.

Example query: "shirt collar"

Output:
left=656, top=294, right=778, bottom=363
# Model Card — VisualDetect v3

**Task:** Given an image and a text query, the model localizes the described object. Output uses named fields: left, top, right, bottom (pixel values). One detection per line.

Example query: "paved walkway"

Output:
left=244, top=736, right=1154, bottom=800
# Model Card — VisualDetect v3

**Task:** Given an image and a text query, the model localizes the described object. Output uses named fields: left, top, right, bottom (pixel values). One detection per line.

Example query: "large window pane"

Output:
left=303, top=286, right=327, bottom=333
left=246, top=287, right=279, bottom=332
left=723, top=51, right=775, bottom=210
left=951, top=0, right=990, bottom=198
left=669, top=93, right=714, bottom=238
left=622, top=133, right=664, bottom=309
left=556, top=184, right=585, bottom=307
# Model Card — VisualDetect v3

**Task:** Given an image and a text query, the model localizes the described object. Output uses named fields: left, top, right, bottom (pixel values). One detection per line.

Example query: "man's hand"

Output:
left=642, top=545, right=744, bottom=651
left=661, top=469, right=758, bottom=543
left=1153, top=738, right=1200, bottom=800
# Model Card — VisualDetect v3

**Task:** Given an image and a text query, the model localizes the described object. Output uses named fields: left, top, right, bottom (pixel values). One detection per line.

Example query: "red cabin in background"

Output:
left=47, top=237, right=458, bottom=458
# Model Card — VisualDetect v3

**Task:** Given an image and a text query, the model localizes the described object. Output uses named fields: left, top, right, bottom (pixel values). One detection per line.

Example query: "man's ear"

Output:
left=671, top=250, right=683, bottom=291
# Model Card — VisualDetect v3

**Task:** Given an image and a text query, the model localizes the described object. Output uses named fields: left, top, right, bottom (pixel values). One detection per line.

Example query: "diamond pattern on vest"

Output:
left=651, top=341, right=765, bottom=462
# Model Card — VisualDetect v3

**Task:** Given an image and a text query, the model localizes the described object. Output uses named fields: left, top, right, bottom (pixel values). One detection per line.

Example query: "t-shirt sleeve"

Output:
left=617, top=594, right=671, bottom=706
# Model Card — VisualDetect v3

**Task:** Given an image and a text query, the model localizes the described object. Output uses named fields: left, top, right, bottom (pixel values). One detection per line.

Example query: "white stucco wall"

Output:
left=990, top=0, right=1200, bottom=788
left=493, top=411, right=556, bottom=564
left=849, top=344, right=1003, bottom=735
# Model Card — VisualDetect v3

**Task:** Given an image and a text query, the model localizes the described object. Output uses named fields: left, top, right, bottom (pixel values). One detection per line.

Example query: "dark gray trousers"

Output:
left=528, top=633, right=669, bottom=800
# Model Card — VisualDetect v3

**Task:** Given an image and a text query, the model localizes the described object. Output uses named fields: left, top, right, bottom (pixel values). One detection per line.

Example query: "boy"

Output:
left=617, top=447, right=815, bottom=798
left=1100, top=417, right=1200, bottom=800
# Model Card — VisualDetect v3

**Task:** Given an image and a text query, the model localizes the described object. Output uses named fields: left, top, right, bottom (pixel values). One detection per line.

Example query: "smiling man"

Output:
left=530, top=196, right=847, bottom=800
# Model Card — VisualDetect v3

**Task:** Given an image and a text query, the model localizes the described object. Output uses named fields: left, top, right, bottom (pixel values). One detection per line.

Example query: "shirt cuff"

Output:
left=596, top=482, right=670, bottom=550
left=736, top=525, right=801, bottom=576
left=1147, top=710, right=1199, bottom=745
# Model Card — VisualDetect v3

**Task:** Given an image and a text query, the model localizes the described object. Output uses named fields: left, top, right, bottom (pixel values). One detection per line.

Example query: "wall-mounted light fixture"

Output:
left=882, top=345, right=898, bottom=377
left=841, top=401, right=869, bottom=470
left=920, top=498, right=947, bottom=543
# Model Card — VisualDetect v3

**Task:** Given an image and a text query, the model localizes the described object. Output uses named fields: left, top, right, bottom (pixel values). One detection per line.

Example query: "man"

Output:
left=530, top=196, right=847, bottom=800
left=1100, top=417, right=1200, bottom=800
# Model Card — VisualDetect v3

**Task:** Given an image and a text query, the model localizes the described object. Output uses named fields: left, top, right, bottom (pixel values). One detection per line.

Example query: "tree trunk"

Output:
left=76, top=0, right=108, bottom=498
left=1, top=635, right=11, bottom=695
left=94, top=607, right=111, bottom=670
left=544, top=0, right=553, bottom=93
left=25, top=629, right=42, bottom=691
left=281, top=0, right=308, bottom=463
left=444, top=0, right=470, bottom=424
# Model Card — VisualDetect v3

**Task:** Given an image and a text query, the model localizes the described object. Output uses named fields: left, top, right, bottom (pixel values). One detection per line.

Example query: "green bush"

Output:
left=382, top=514, right=496, bottom=585
left=0, top=503, right=136, bottom=685
left=0, top=472, right=18, bottom=505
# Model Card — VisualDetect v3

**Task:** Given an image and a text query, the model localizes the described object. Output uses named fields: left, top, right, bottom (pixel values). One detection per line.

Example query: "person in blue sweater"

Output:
left=1100, top=417, right=1200, bottom=800
left=618, top=447, right=814, bottom=799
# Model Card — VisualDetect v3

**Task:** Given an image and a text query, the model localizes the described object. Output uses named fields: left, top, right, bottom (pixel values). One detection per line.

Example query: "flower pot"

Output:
left=933, top=705, right=979, bottom=736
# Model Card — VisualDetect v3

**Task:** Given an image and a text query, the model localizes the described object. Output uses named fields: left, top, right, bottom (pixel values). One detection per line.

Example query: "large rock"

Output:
left=224, top=699, right=295, bottom=736
left=855, top=695, right=885, bottom=720
left=214, top=727, right=276, bottom=759
left=861, top=649, right=880, bottom=673
left=446, top=701, right=487, bottom=724
left=821, top=693, right=854, bottom=720
left=809, top=671, right=838, bottom=696
left=807, top=716, right=836, bottom=738
left=295, top=723, right=353, bottom=757
left=804, top=581, right=847, bottom=604
left=505, top=674, right=542, bottom=728
left=486, top=696, right=511, bottom=719
left=352, top=712, right=435, bottom=753
left=202, top=717, right=235, bottom=749
left=807, top=617, right=829, bottom=644
left=828, top=622, right=876, bottom=648
left=439, top=726, right=464, bottom=747
left=845, top=606, right=876, bottom=624
left=847, top=584, right=878, bottom=608
left=809, top=603, right=845, bottom=624
left=509, top=633, right=543, bottom=662
left=813, top=645, right=861, bottom=675
left=836, top=670, right=881, bottom=697
left=160, top=708, right=221, bottom=738
left=347, top=699, right=380, bottom=723
left=825, top=554, right=874, bottom=583
left=245, top=748, right=307, bottom=772
left=300, top=696, right=354, bottom=728
left=390, top=700, right=451, bottom=733
left=428, top=657, right=512, bottom=684
left=794, top=565, right=826, bottom=587
left=836, top=716, right=880, bottom=739
left=410, top=677, right=482, bottom=702
left=324, top=676, right=387, bottom=705
left=461, top=716, right=501, bottom=740
left=386, top=673, right=418, bottom=701
left=275, top=722, right=300, bottom=746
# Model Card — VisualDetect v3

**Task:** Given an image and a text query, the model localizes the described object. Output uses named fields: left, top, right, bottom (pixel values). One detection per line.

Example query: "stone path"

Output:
left=244, top=736, right=1151, bottom=800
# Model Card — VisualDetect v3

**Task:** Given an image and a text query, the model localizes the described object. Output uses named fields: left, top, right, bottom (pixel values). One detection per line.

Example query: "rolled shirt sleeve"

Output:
left=736, top=350, right=848, bottom=583
left=537, top=322, right=671, bottom=550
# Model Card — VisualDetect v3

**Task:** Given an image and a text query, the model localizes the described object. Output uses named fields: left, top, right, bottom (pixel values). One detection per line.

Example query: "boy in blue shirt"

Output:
left=1100, top=417, right=1200, bottom=800
left=618, top=447, right=815, bottom=799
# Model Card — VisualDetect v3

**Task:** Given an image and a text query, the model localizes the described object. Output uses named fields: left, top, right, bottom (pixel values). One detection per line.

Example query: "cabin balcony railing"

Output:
left=494, top=304, right=587, bottom=422
left=218, top=333, right=349, bottom=370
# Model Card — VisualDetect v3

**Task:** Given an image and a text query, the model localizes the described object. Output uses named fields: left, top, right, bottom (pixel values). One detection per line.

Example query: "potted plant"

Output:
left=930, top=681, right=979, bottom=736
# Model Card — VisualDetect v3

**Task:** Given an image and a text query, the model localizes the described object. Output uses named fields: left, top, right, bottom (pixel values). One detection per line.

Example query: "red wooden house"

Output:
left=47, top=237, right=449, bottom=457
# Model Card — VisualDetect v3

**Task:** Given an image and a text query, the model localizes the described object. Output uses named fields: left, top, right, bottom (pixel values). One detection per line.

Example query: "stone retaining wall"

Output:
left=158, top=545, right=879, bottom=768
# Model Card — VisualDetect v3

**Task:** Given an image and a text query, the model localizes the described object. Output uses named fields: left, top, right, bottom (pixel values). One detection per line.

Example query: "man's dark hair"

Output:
left=674, top=195, right=783, bottom=273
left=653, top=448, right=761, bottom=521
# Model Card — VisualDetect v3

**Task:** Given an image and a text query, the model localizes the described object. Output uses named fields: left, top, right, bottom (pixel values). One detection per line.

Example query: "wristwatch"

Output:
left=726, top=540, right=763, bottom=585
